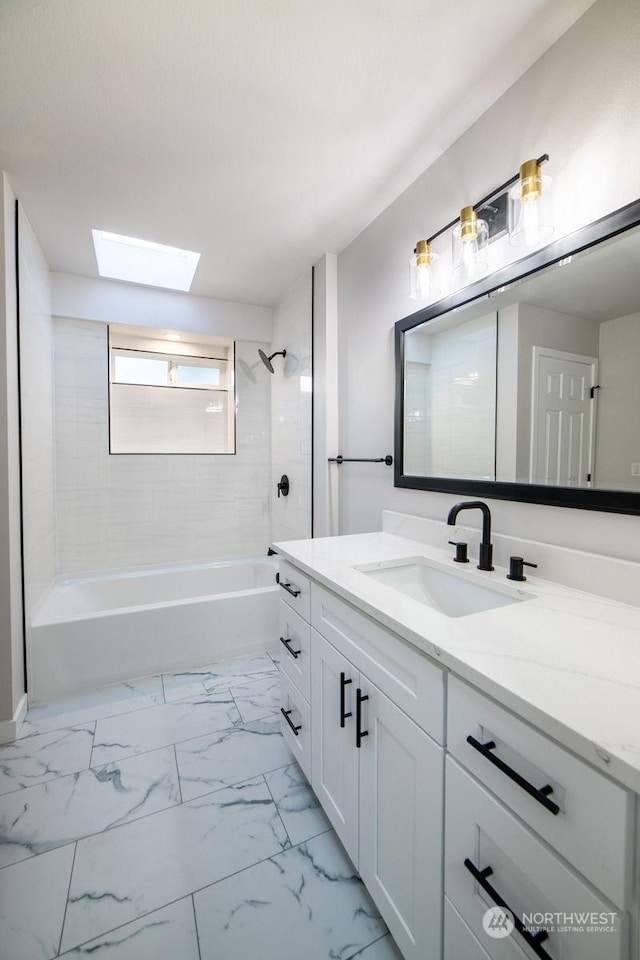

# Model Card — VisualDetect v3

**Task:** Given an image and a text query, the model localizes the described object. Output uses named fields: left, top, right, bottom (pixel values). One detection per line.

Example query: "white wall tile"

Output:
left=271, top=272, right=313, bottom=542
left=54, top=321, right=272, bottom=573
left=18, top=206, right=56, bottom=621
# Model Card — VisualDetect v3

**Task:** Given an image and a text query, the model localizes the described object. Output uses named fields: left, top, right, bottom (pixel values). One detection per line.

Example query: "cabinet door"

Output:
left=310, top=629, right=359, bottom=865
left=359, top=681, right=444, bottom=960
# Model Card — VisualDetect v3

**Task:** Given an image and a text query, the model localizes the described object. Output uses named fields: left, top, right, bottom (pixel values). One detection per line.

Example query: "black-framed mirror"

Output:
left=394, top=198, right=640, bottom=514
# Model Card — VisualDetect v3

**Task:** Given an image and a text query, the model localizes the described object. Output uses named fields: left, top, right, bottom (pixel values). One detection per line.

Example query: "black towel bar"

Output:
left=328, top=455, right=393, bottom=465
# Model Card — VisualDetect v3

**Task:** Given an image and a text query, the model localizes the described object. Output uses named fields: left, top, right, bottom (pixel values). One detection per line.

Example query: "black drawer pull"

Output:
left=280, top=636, right=301, bottom=659
left=280, top=581, right=301, bottom=598
left=340, top=672, right=352, bottom=728
left=464, top=859, right=551, bottom=959
left=281, top=707, right=302, bottom=736
left=356, top=688, right=369, bottom=748
left=466, top=735, right=560, bottom=815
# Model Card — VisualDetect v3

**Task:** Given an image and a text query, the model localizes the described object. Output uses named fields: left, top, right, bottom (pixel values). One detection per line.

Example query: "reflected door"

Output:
left=530, top=348, right=597, bottom=486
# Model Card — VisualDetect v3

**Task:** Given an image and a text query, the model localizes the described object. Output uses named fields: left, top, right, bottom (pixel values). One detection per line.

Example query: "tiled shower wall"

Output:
left=270, top=271, right=313, bottom=543
left=54, top=317, right=271, bottom=574
left=18, top=205, right=56, bottom=616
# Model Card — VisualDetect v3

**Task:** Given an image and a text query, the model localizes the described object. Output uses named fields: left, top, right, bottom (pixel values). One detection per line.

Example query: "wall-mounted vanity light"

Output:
left=508, top=157, right=554, bottom=247
left=452, top=206, right=489, bottom=279
left=410, top=240, right=440, bottom=301
left=411, top=153, right=552, bottom=299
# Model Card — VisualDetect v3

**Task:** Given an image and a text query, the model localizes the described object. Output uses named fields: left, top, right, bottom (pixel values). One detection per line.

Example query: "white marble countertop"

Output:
left=273, top=531, right=640, bottom=795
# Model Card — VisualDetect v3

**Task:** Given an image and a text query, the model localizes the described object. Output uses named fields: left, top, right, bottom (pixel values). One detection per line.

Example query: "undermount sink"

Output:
left=354, top=556, right=533, bottom=618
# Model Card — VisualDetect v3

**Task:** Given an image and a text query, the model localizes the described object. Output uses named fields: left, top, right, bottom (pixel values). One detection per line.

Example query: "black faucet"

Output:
left=446, top=501, right=494, bottom=571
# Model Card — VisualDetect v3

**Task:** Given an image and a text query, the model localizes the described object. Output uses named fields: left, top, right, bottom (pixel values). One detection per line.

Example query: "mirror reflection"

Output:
left=403, top=222, right=640, bottom=493
left=404, top=312, right=496, bottom=481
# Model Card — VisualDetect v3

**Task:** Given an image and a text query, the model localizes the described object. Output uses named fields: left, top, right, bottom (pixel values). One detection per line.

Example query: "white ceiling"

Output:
left=0, top=0, right=595, bottom=307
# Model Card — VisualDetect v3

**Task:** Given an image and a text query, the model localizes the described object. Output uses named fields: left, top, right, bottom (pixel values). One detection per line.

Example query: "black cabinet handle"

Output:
left=356, top=688, right=369, bottom=748
left=464, top=859, right=552, bottom=959
left=280, top=581, right=301, bottom=598
left=340, top=672, right=352, bottom=728
left=466, top=735, right=560, bottom=815
left=280, top=636, right=301, bottom=659
left=281, top=707, right=302, bottom=736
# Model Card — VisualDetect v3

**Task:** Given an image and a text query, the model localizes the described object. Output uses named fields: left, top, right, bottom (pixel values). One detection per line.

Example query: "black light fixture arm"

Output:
left=425, top=154, right=550, bottom=245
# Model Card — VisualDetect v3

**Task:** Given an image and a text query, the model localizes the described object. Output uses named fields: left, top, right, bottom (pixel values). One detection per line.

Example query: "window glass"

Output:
left=114, top=354, right=169, bottom=386
left=174, top=363, right=221, bottom=387
left=108, top=333, right=235, bottom=455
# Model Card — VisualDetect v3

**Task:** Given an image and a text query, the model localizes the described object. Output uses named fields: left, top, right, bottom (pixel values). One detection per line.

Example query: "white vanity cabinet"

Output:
left=278, top=562, right=446, bottom=960
left=277, top=555, right=637, bottom=960
left=310, top=623, right=444, bottom=960
left=444, top=678, right=633, bottom=960
left=278, top=564, right=313, bottom=777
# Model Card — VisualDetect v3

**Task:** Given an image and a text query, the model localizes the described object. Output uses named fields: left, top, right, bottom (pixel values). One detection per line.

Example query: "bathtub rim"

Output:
left=31, top=555, right=278, bottom=627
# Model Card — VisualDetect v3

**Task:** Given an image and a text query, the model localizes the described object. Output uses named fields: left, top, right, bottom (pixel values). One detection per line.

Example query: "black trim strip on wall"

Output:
left=394, top=197, right=640, bottom=515
left=14, top=200, right=28, bottom=692
left=311, top=264, right=315, bottom=539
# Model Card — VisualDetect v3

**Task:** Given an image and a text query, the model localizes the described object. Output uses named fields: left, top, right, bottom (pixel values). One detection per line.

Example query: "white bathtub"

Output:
left=29, top=558, right=279, bottom=702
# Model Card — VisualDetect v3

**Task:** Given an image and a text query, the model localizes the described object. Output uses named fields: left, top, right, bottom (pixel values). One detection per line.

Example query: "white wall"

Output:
left=52, top=273, right=272, bottom=343
left=54, top=317, right=271, bottom=573
left=336, top=0, right=640, bottom=560
left=312, top=254, right=339, bottom=538
left=18, top=204, right=55, bottom=622
left=0, top=173, right=26, bottom=737
left=595, top=311, right=640, bottom=491
left=270, top=271, right=313, bottom=543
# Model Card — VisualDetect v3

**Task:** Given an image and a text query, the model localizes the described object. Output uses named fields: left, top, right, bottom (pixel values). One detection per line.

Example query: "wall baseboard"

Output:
left=0, top=692, right=28, bottom=743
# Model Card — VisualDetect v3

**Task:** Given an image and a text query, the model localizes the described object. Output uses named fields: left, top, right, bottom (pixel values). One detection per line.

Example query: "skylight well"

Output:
left=92, top=230, right=201, bottom=291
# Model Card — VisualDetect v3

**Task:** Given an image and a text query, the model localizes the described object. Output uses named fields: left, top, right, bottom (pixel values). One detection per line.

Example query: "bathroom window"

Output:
left=108, top=327, right=235, bottom=454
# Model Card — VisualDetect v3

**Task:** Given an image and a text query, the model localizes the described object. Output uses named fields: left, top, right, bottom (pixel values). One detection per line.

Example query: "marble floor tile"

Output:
left=230, top=673, right=281, bottom=722
left=59, top=897, right=200, bottom=959
left=193, top=830, right=386, bottom=960
left=162, top=654, right=277, bottom=703
left=175, top=715, right=293, bottom=801
left=347, top=934, right=404, bottom=959
left=20, top=676, right=165, bottom=738
left=91, top=693, right=241, bottom=765
left=0, top=724, right=95, bottom=796
left=60, top=776, right=289, bottom=952
left=265, top=762, right=331, bottom=845
left=0, top=843, right=75, bottom=960
left=0, top=746, right=181, bottom=867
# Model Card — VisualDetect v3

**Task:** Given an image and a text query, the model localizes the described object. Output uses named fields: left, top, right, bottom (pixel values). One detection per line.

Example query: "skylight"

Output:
left=92, top=230, right=201, bottom=291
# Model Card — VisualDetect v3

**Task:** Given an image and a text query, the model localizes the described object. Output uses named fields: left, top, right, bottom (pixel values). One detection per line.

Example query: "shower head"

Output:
left=258, top=348, right=287, bottom=373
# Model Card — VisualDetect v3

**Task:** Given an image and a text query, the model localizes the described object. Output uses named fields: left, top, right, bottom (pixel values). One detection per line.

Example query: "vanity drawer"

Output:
left=448, top=677, right=633, bottom=908
left=445, top=757, right=628, bottom=960
left=278, top=560, right=311, bottom=622
left=280, top=669, right=311, bottom=780
left=278, top=601, right=311, bottom=703
left=311, top=583, right=445, bottom=743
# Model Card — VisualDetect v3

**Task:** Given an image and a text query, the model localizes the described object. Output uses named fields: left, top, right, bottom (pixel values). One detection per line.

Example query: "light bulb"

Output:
left=416, top=263, right=433, bottom=298
left=460, top=238, right=477, bottom=277
left=521, top=198, right=540, bottom=246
